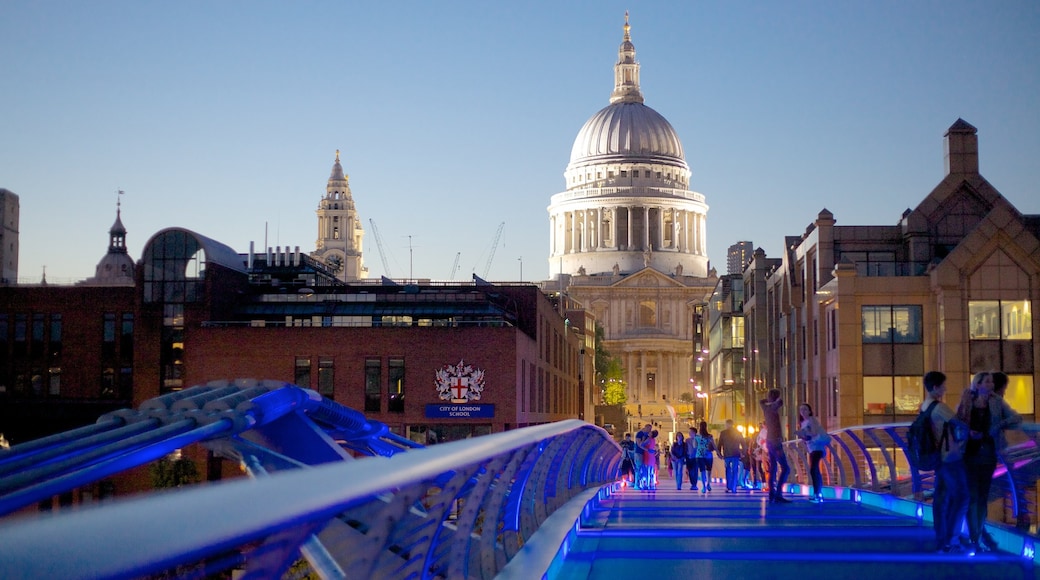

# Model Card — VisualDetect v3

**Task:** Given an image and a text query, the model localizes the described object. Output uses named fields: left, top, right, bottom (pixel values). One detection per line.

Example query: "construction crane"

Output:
left=482, top=222, right=505, bottom=278
left=368, top=218, right=393, bottom=279
left=448, top=252, right=461, bottom=280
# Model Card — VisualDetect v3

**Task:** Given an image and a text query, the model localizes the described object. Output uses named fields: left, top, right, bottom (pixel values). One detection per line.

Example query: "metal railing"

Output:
left=783, top=423, right=1040, bottom=531
left=0, top=416, right=619, bottom=579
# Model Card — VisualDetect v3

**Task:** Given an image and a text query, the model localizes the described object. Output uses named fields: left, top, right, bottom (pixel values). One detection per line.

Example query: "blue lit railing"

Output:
left=0, top=382, right=619, bottom=579
left=0, top=379, right=420, bottom=517
left=783, top=422, right=1040, bottom=530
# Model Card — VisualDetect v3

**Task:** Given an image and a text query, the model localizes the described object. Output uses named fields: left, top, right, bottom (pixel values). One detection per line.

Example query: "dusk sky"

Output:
left=2, top=1, right=1038, bottom=284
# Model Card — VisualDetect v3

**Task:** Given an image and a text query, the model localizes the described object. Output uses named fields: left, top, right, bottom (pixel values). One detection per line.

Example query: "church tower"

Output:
left=83, top=190, right=135, bottom=286
left=313, top=151, right=367, bottom=281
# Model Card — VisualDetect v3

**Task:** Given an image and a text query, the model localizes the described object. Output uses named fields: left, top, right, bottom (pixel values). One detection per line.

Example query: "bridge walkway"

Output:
left=552, top=477, right=1038, bottom=579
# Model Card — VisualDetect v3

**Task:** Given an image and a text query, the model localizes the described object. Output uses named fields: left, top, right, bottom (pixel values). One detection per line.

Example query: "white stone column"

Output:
left=673, top=209, right=681, bottom=250
left=655, top=351, right=663, bottom=402
left=626, top=207, right=633, bottom=250
left=569, top=211, right=576, bottom=254
left=700, top=214, right=707, bottom=256
left=643, top=206, right=650, bottom=251
left=611, top=207, right=618, bottom=249
left=639, top=350, right=647, bottom=402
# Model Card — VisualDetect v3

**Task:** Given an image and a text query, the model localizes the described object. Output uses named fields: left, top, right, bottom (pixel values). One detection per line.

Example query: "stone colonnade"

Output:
left=552, top=205, right=706, bottom=256
left=620, top=348, right=693, bottom=404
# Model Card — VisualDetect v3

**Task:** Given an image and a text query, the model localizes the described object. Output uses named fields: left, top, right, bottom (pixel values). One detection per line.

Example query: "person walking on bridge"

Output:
left=717, top=419, right=745, bottom=493
left=670, top=433, right=689, bottom=490
left=760, top=389, right=790, bottom=503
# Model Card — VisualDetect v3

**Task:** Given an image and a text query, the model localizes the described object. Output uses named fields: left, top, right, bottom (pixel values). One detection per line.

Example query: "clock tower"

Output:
left=313, top=151, right=368, bottom=282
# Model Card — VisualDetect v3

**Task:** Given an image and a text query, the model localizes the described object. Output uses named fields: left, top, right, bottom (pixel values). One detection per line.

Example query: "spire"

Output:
left=108, top=190, right=127, bottom=253
left=610, top=11, right=644, bottom=104
left=326, top=150, right=351, bottom=200
left=329, top=149, right=346, bottom=182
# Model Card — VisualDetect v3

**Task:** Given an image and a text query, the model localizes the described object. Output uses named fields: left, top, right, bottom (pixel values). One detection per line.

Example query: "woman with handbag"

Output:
left=797, top=403, right=830, bottom=503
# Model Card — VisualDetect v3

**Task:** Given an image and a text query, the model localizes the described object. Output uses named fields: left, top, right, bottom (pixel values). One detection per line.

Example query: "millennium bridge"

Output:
left=0, top=380, right=1038, bottom=579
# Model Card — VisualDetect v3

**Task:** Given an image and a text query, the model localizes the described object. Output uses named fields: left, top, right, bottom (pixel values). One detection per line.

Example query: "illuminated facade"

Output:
left=744, top=119, right=1040, bottom=435
left=549, top=16, right=716, bottom=436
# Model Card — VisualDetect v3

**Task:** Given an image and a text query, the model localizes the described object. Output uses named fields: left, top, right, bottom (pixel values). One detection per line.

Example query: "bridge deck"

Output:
left=554, top=477, right=1038, bottom=580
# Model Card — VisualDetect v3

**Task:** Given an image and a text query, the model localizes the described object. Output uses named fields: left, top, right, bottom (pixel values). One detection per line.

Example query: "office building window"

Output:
left=365, top=359, right=381, bottom=412
left=31, top=313, right=45, bottom=357
left=101, top=368, right=116, bottom=398
left=119, top=367, right=133, bottom=399
left=1003, top=375, right=1035, bottom=415
left=48, top=367, right=60, bottom=396
left=103, top=313, right=117, bottom=358
left=49, top=314, right=62, bottom=358
left=862, top=305, right=922, bottom=344
left=969, top=300, right=1034, bottom=376
left=969, top=300, right=1031, bottom=340
left=13, top=314, right=26, bottom=357
left=864, top=375, right=922, bottom=416
left=318, top=357, right=334, bottom=398
left=120, top=314, right=133, bottom=359
left=388, top=358, right=405, bottom=413
left=294, top=357, right=312, bottom=388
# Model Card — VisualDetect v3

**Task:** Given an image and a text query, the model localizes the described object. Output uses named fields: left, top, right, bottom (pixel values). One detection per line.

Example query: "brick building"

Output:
left=741, top=119, right=1040, bottom=436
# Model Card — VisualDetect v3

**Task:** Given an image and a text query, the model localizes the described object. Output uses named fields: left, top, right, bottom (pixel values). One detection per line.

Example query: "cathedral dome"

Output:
left=548, top=14, right=709, bottom=280
left=568, top=101, right=687, bottom=169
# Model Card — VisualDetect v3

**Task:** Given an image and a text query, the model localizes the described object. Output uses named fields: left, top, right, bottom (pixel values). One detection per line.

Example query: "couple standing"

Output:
left=923, top=370, right=1021, bottom=554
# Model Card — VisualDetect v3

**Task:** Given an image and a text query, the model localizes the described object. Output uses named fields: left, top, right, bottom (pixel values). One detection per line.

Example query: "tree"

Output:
left=602, top=375, right=627, bottom=406
left=593, top=323, right=627, bottom=406
left=151, top=453, right=200, bottom=489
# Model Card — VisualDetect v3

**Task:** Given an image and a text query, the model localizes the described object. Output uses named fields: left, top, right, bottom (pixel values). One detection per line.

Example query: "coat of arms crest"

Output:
left=435, top=360, right=486, bottom=403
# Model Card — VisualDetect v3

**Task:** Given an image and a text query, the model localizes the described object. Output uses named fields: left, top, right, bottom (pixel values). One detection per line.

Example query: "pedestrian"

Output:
left=694, top=421, right=716, bottom=493
left=993, top=372, right=1028, bottom=531
left=717, top=419, right=745, bottom=493
left=797, top=403, right=828, bottom=502
left=923, top=371, right=969, bottom=554
left=685, top=426, right=699, bottom=490
left=619, top=433, right=636, bottom=486
left=957, top=371, right=1022, bottom=552
left=752, top=422, right=767, bottom=490
left=760, top=389, right=790, bottom=503
left=670, top=433, right=688, bottom=490
left=646, top=429, right=659, bottom=490
left=633, top=427, right=648, bottom=490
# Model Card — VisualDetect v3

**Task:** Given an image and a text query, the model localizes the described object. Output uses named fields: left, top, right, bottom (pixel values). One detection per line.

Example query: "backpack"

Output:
left=907, top=400, right=948, bottom=471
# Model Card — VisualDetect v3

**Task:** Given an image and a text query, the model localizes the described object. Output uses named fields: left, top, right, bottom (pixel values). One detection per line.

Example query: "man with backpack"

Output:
left=920, top=371, right=970, bottom=554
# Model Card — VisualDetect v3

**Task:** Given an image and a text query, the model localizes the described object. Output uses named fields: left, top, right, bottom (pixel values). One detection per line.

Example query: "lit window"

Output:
left=388, top=358, right=405, bottom=413
left=862, top=305, right=922, bottom=343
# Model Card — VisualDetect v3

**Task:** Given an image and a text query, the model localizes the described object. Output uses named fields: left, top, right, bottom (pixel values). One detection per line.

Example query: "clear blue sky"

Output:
left=2, top=1, right=1038, bottom=284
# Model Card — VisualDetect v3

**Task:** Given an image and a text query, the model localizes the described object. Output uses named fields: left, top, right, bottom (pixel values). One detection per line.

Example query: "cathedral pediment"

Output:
left=611, top=268, right=686, bottom=288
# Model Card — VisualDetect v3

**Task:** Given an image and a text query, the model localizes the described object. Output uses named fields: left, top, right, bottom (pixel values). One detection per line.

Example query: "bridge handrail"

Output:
left=0, top=419, right=619, bottom=579
left=783, top=421, right=1040, bottom=529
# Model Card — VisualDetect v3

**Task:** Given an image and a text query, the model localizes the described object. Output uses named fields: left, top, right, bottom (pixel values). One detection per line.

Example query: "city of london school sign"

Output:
left=425, top=359, right=494, bottom=418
